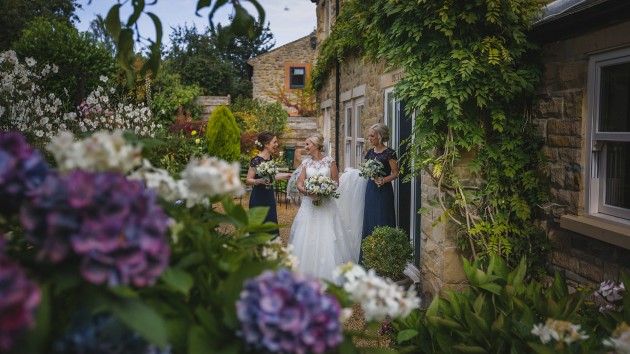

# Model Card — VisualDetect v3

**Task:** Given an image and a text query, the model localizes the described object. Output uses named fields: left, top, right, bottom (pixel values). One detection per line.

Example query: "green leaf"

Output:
left=110, top=297, right=168, bottom=347
left=160, top=267, right=194, bottom=296
left=105, top=4, right=122, bottom=39
left=397, top=329, right=419, bottom=342
left=126, top=0, right=145, bottom=26
left=188, top=325, right=213, bottom=354
left=237, top=233, right=274, bottom=246
left=247, top=206, right=269, bottom=225
left=451, top=344, right=488, bottom=353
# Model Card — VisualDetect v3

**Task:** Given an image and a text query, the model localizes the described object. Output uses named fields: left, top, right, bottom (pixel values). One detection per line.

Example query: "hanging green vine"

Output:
left=315, top=0, right=551, bottom=276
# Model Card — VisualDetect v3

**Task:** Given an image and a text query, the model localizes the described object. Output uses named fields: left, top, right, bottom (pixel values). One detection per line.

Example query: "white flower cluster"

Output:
left=128, top=159, right=189, bottom=203
left=260, top=239, right=299, bottom=270
left=77, top=82, right=161, bottom=138
left=604, top=322, right=630, bottom=354
left=181, top=156, right=245, bottom=201
left=333, top=263, right=420, bottom=322
left=0, top=50, right=75, bottom=141
left=0, top=51, right=162, bottom=145
left=47, top=130, right=142, bottom=174
left=358, top=159, right=385, bottom=180
left=256, top=160, right=278, bottom=183
left=531, top=318, right=589, bottom=345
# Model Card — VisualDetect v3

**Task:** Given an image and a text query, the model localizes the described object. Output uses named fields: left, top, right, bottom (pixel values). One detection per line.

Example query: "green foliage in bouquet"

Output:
left=205, top=105, right=241, bottom=162
left=361, top=226, right=413, bottom=281
left=389, top=255, right=630, bottom=353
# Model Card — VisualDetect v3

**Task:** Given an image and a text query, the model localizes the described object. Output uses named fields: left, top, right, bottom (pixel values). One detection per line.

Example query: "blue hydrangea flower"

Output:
left=0, top=131, right=50, bottom=215
left=21, top=171, right=170, bottom=287
left=236, top=269, right=343, bottom=354
left=0, top=236, right=41, bottom=352
left=53, top=312, right=171, bottom=354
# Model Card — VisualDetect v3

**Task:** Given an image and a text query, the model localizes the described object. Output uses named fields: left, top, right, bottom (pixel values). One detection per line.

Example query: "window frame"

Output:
left=586, top=47, right=630, bottom=221
left=289, top=66, right=306, bottom=89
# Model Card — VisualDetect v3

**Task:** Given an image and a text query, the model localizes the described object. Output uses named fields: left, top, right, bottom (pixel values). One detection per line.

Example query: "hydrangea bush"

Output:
left=0, top=129, right=421, bottom=354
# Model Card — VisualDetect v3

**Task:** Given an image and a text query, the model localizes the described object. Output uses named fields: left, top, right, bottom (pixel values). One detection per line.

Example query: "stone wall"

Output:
left=534, top=20, right=630, bottom=286
left=193, top=96, right=230, bottom=122
left=248, top=34, right=317, bottom=117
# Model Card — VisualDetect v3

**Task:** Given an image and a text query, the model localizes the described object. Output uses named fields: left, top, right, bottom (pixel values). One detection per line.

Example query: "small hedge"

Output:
left=361, top=226, right=413, bottom=280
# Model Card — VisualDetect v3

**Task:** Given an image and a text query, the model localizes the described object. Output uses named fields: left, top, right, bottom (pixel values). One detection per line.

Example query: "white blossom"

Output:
left=604, top=322, right=630, bottom=354
left=181, top=156, right=245, bottom=199
left=531, top=318, right=589, bottom=345
left=334, top=263, right=420, bottom=322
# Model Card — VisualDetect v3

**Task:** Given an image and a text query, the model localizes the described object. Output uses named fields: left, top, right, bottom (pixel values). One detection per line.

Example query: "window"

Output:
left=343, top=98, right=364, bottom=168
left=588, top=48, right=630, bottom=221
left=289, top=67, right=306, bottom=88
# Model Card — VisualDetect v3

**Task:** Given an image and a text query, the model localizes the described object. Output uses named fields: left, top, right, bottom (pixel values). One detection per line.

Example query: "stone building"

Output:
left=530, top=0, right=630, bottom=285
left=311, top=0, right=630, bottom=299
left=248, top=33, right=319, bottom=155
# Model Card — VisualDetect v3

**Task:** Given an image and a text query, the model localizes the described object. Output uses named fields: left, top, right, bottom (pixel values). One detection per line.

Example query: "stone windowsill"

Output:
left=560, top=214, right=630, bottom=250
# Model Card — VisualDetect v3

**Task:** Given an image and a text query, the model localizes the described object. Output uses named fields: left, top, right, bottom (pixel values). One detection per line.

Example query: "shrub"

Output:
left=390, top=255, right=620, bottom=353
left=230, top=97, right=288, bottom=135
left=205, top=105, right=240, bottom=162
left=361, top=226, right=413, bottom=280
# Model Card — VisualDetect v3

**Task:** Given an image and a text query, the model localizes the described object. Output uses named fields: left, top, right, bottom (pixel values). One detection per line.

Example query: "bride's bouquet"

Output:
left=256, top=160, right=278, bottom=189
left=358, top=159, right=385, bottom=185
left=304, top=175, right=340, bottom=206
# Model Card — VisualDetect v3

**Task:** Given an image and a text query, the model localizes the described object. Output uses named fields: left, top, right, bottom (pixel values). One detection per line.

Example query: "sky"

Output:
left=75, top=0, right=317, bottom=50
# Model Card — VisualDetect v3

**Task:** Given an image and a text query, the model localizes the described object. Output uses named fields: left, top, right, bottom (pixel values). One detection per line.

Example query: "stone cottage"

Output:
left=248, top=33, right=319, bottom=160
left=311, top=0, right=630, bottom=298
left=531, top=0, right=630, bottom=285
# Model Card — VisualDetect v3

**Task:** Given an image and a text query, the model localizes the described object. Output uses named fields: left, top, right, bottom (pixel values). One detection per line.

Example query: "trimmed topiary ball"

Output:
left=361, top=226, right=413, bottom=280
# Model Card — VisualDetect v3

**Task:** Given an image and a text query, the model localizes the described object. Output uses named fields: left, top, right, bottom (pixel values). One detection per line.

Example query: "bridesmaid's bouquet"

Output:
left=359, top=159, right=385, bottom=186
left=256, top=160, right=278, bottom=189
left=304, top=175, right=340, bottom=206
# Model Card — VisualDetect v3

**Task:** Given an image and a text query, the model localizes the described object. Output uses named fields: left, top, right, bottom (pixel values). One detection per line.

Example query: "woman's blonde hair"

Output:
left=370, top=123, right=389, bottom=144
left=307, top=133, right=325, bottom=151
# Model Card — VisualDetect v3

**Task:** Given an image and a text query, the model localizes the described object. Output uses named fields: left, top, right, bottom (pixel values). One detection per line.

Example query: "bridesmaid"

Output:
left=359, top=123, right=399, bottom=262
left=246, top=131, right=291, bottom=232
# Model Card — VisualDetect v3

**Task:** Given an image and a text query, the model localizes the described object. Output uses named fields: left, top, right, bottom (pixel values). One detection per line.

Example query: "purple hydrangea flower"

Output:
left=0, top=131, right=50, bottom=215
left=21, top=170, right=170, bottom=287
left=236, top=269, right=343, bottom=354
left=0, top=237, right=41, bottom=352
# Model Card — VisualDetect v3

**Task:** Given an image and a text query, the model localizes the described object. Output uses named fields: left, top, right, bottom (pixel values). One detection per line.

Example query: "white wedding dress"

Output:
left=289, top=156, right=367, bottom=283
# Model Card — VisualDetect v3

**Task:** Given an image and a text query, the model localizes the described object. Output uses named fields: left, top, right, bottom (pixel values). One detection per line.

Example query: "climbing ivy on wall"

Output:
left=314, top=0, right=551, bottom=276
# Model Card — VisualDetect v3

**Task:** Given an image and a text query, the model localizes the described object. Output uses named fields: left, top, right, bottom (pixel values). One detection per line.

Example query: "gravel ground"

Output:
left=224, top=193, right=391, bottom=349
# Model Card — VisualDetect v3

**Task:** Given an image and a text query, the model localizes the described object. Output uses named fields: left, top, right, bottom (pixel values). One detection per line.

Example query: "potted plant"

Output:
left=361, top=226, right=413, bottom=281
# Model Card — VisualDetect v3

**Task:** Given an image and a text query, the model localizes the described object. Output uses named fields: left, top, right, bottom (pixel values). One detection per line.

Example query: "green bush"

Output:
left=230, top=97, right=288, bottom=135
left=361, top=226, right=413, bottom=280
left=390, top=255, right=625, bottom=353
left=205, top=105, right=240, bottom=162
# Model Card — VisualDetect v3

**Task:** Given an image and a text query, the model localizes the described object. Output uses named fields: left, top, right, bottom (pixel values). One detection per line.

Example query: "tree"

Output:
left=12, top=17, right=117, bottom=106
left=100, top=0, right=265, bottom=84
left=88, top=14, right=116, bottom=56
left=166, top=25, right=239, bottom=97
left=0, top=0, right=79, bottom=50
left=214, top=18, right=275, bottom=80
left=205, top=105, right=241, bottom=162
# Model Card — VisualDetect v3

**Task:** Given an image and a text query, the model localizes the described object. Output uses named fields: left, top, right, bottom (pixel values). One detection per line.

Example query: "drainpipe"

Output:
left=334, top=0, right=340, bottom=163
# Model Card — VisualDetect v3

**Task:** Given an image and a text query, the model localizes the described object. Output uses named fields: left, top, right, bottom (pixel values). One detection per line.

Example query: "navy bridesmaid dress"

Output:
left=359, top=148, right=397, bottom=262
left=249, top=155, right=278, bottom=232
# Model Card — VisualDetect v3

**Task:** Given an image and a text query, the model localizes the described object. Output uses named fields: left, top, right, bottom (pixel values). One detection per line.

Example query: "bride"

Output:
left=289, top=134, right=366, bottom=283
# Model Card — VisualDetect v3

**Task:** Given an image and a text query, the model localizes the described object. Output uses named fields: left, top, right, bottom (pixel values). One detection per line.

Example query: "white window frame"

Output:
left=343, top=97, right=365, bottom=169
left=586, top=47, right=630, bottom=221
